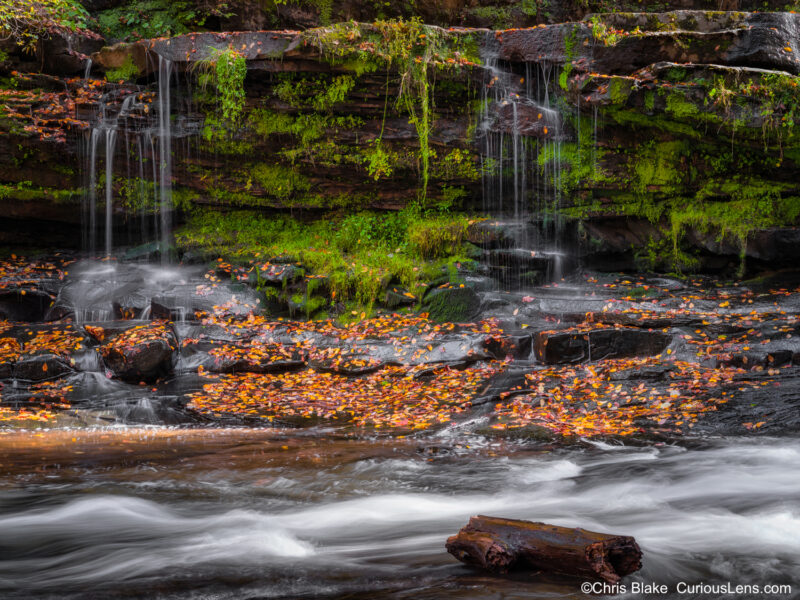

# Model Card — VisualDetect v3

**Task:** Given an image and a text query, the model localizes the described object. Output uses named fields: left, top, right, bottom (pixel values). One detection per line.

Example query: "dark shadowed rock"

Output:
left=12, top=354, right=74, bottom=381
left=483, top=333, right=532, bottom=359
left=0, top=289, right=54, bottom=322
left=535, top=328, right=671, bottom=364
left=100, top=324, right=178, bottom=383
left=422, top=285, right=482, bottom=323
left=112, top=294, right=151, bottom=320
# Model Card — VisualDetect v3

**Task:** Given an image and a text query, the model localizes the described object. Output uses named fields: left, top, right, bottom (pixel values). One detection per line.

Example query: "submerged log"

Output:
left=446, top=516, right=642, bottom=583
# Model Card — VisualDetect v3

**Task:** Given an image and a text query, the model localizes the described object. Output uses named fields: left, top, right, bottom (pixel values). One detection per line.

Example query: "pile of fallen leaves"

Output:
left=0, top=379, right=72, bottom=424
left=94, top=321, right=175, bottom=357
left=21, top=328, right=84, bottom=356
left=188, top=362, right=506, bottom=430
left=0, top=254, right=71, bottom=290
left=492, top=356, right=771, bottom=437
left=0, top=337, right=20, bottom=363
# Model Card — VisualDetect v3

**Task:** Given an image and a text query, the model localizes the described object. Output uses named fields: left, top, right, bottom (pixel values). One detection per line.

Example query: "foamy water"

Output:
left=0, top=435, right=798, bottom=598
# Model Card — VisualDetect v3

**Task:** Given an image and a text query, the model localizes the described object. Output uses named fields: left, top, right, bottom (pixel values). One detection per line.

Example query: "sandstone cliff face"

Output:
left=2, top=8, right=800, bottom=271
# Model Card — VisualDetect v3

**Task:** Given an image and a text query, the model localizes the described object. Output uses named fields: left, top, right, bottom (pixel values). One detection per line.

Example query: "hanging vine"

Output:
left=304, top=19, right=480, bottom=205
left=195, top=47, right=247, bottom=124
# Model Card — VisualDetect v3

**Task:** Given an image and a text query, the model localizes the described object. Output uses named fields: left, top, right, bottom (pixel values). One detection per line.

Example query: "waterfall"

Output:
left=477, top=34, right=572, bottom=289
left=104, top=128, right=117, bottom=257
left=87, top=128, right=100, bottom=255
left=81, top=54, right=183, bottom=261
left=157, top=56, right=173, bottom=263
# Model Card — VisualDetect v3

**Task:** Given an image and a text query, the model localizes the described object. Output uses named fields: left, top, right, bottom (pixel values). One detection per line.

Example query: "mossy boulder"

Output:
left=421, top=285, right=481, bottom=323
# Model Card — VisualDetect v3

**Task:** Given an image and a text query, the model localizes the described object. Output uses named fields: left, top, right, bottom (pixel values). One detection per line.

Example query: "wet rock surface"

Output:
left=534, top=328, right=671, bottom=364
left=96, top=322, right=178, bottom=383
left=2, top=257, right=800, bottom=440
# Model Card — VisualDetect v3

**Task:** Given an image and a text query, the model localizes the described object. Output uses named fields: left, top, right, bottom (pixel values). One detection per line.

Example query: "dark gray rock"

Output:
left=101, top=329, right=177, bottom=383
left=535, top=328, right=671, bottom=364
left=0, top=289, right=54, bottom=322
left=421, top=285, right=482, bottom=323
left=13, top=353, right=74, bottom=381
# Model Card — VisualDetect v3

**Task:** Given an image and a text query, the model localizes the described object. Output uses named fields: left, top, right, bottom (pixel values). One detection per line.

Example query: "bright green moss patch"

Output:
left=175, top=209, right=477, bottom=311
left=0, top=182, right=80, bottom=204
left=250, top=164, right=310, bottom=200
left=105, top=55, right=140, bottom=82
left=633, top=140, right=689, bottom=196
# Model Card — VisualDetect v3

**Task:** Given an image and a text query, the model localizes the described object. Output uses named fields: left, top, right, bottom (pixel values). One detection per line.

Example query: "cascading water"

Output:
left=81, top=55, right=184, bottom=261
left=477, top=34, right=572, bottom=288
left=157, top=56, right=173, bottom=264
left=103, top=128, right=117, bottom=257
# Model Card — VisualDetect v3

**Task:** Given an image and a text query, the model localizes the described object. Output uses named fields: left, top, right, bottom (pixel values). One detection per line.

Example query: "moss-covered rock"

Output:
left=421, top=285, right=481, bottom=323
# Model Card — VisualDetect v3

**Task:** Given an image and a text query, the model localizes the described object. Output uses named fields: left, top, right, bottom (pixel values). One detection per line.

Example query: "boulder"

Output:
left=100, top=323, right=177, bottom=383
left=384, top=286, right=417, bottom=309
left=534, top=328, right=671, bottom=364
left=0, top=289, right=54, bottom=322
left=12, top=353, right=74, bottom=381
left=421, top=285, right=482, bottom=323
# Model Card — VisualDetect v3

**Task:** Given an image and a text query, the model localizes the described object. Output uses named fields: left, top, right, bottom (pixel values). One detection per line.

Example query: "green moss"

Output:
left=609, top=78, right=632, bottom=105
left=604, top=105, right=701, bottom=138
left=431, top=148, right=480, bottom=181
left=421, top=285, right=480, bottom=323
left=105, top=55, right=140, bottom=82
left=664, top=92, right=701, bottom=119
left=644, top=91, right=655, bottom=112
left=669, top=181, right=800, bottom=273
left=559, top=24, right=580, bottom=91
left=0, top=181, right=80, bottom=203
left=633, top=140, right=689, bottom=196
left=469, top=6, right=513, bottom=29
left=250, top=164, right=310, bottom=200
left=664, top=67, right=687, bottom=83
left=175, top=208, right=476, bottom=313
left=303, top=19, right=479, bottom=206
left=537, top=114, right=609, bottom=195
left=406, top=215, right=470, bottom=258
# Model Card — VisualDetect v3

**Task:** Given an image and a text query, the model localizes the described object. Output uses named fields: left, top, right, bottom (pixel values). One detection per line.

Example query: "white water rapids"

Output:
left=0, top=435, right=798, bottom=599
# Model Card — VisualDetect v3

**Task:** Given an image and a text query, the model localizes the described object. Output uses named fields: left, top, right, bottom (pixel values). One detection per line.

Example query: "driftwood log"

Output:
left=446, top=516, right=642, bottom=583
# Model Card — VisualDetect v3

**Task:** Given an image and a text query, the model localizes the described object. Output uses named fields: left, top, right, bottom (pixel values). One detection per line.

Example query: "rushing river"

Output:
left=0, top=428, right=798, bottom=599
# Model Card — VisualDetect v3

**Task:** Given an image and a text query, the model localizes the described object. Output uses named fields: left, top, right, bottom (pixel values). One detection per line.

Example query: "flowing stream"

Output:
left=0, top=429, right=798, bottom=599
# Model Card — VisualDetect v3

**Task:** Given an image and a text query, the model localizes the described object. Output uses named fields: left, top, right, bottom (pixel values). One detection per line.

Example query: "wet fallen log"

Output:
left=446, top=516, right=642, bottom=583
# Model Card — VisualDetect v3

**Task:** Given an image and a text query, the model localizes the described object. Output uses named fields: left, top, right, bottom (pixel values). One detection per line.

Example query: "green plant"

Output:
left=0, top=0, right=92, bottom=52
left=214, top=48, right=247, bottom=126
left=304, top=19, right=479, bottom=206
left=364, top=141, right=395, bottom=180
left=194, top=47, right=247, bottom=147
left=589, top=15, right=622, bottom=46
left=96, top=0, right=230, bottom=41
left=251, top=163, right=310, bottom=199
left=105, top=55, right=140, bottom=82
left=559, top=24, right=580, bottom=90
left=432, top=148, right=480, bottom=181
left=175, top=208, right=476, bottom=314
